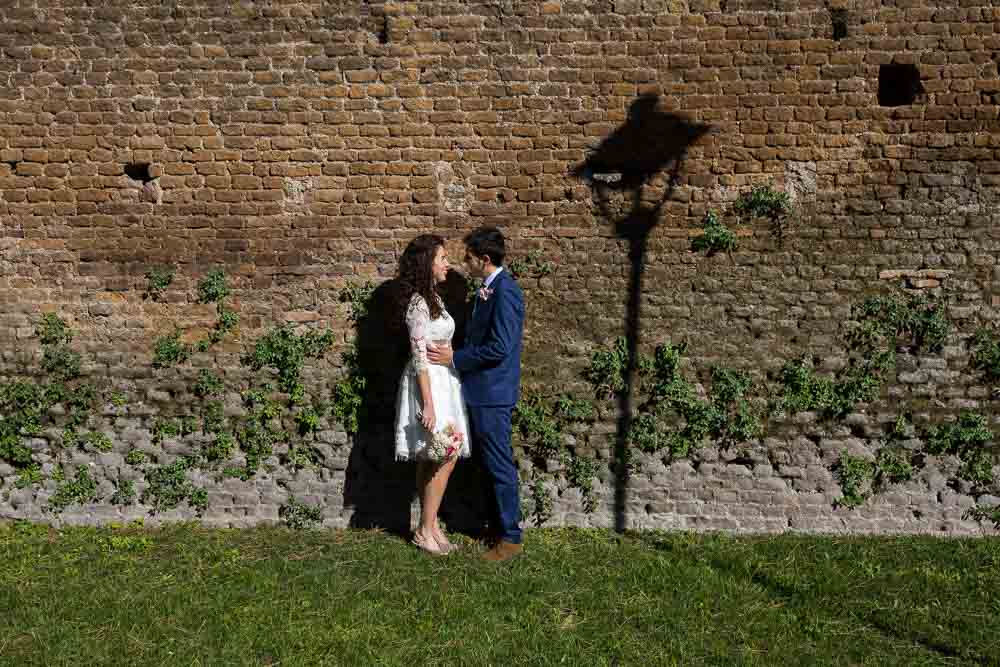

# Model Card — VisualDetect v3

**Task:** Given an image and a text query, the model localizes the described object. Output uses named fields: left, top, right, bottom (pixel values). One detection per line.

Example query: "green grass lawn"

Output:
left=2, top=523, right=998, bottom=666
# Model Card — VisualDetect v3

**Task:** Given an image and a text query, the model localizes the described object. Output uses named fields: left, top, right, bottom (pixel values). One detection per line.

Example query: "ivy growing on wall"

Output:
left=151, top=269, right=240, bottom=368
left=0, top=315, right=105, bottom=492
left=280, top=495, right=323, bottom=530
left=4, top=251, right=998, bottom=530
left=507, top=249, right=555, bottom=281
left=777, top=291, right=949, bottom=420
left=143, top=266, right=175, bottom=302
left=971, top=328, right=1000, bottom=392
left=513, top=390, right=599, bottom=523
left=691, top=211, right=737, bottom=255
left=585, top=337, right=763, bottom=463
left=733, top=183, right=792, bottom=244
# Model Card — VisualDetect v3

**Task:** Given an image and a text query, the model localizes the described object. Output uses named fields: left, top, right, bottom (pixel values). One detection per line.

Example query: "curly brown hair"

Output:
left=394, top=234, right=445, bottom=325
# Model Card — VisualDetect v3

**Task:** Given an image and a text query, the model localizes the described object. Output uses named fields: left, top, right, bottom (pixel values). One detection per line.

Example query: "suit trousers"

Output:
left=467, top=404, right=522, bottom=544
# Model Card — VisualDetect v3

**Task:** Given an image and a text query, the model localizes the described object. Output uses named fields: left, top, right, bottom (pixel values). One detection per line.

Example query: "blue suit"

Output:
left=453, top=269, right=524, bottom=544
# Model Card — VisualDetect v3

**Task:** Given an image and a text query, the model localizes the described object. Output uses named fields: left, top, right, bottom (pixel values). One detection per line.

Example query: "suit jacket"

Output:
left=453, top=269, right=524, bottom=407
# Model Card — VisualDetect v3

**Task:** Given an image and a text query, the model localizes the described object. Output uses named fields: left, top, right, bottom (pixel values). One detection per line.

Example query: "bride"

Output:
left=393, top=234, right=471, bottom=555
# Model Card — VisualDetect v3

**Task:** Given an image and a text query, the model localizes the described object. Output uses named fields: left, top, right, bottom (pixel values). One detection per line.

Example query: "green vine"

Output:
left=83, top=431, right=113, bottom=453
left=196, top=269, right=230, bottom=304
left=583, top=337, right=648, bottom=399
left=834, top=451, right=875, bottom=508
left=508, top=249, right=555, bottom=280
left=152, top=330, right=191, bottom=368
left=229, top=386, right=285, bottom=480
left=849, top=292, right=949, bottom=354
left=293, top=402, right=326, bottom=437
left=144, top=266, right=175, bottom=301
left=144, top=274, right=336, bottom=482
left=151, top=270, right=239, bottom=366
left=777, top=353, right=894, bottom=420
left=332, top=281, right=378, bottom=434
left=332, top=346, right=367, bottom=435
left=0, top=315, right=99, bottom=475
left=513, top=390, right=599, bottom=519
left=15, top=464, right=43, bottom=489
left=924, top=412, right=995, bottom=489
left=203, top=430, right=236, bottom=464
left=280, top=496, right=323, bottom=529
left=242, top=326, right=334, bottom=403
left=964, top=505, right=1000, bottom=529
left=125, top=449, right=149, bottom=466
left=110, top=478, right=136, bottom=506
left=565, top=455, right=600, bottom=513
left=586, top=340, right=765, bottom=461
left=526, top=474, right=555, bottom=527
left=193, top=369, right=225, bottom=399
left=875, top=446, right=915, bottom=488
left=691, top=211, right=737, bottom=255
left=48, top=467, right=99, bottom=513
left=284, top=444, right=320, bottom=470
left=339, top=281, right=376, bottom=323
left=141, top=456, right=208, bottom=515
left=778, top=292, right=949, bottom=421
left=971, top=328, right=1000, bottom=392
left=733, top=183, right=792, bottom=244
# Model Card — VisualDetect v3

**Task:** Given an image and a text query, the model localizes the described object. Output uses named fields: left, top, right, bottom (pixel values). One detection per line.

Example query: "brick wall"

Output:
left=2, top=0, right=999, bottom=534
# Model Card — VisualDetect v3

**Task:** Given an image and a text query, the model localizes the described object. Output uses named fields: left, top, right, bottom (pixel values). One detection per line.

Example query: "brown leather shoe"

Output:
left=481, top=540, right=523, bottom=562
left=479, top=532, right=501, bottom=549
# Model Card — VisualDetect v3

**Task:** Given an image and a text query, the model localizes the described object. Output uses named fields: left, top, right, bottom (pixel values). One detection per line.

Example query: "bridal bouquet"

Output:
left=423, top=420, right=464, bottom=462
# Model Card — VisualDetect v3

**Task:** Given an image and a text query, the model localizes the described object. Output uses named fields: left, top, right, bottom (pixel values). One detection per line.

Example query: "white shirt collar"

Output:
left=483, top=266, right=504, bottom=289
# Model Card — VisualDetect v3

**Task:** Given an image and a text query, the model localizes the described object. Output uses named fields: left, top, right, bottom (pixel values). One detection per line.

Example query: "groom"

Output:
left=427, top=226, right=525, bottom=561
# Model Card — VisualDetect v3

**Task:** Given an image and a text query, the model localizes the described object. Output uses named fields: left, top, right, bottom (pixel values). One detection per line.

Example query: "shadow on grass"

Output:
left=642, top=533, right=988, bottom=665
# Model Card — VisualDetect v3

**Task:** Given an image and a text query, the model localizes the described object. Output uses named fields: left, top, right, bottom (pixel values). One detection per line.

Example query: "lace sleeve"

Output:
left=405, top=295, right=431, bottom=373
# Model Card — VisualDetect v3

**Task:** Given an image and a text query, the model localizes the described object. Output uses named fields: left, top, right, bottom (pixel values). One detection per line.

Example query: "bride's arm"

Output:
left=406, top=296, right=436, bottom=430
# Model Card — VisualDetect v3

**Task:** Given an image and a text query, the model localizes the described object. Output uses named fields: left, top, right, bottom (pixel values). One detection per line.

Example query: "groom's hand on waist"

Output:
left=426, top=342, right=453, bottom=366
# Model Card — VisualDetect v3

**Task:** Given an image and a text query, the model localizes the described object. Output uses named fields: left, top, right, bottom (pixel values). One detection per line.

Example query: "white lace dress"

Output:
left=394, top=294, right=471, bottom=461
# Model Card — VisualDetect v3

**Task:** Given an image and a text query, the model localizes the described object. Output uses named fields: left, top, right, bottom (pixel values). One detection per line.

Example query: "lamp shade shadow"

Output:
left=571, top=94, right=712, bottom=532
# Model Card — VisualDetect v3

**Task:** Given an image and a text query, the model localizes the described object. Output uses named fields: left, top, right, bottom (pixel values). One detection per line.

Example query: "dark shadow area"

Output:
left=341, top=278, right=412, bottom=536
left=124, top=163, right=154, bottom=183
left=572, top=93, right=712, bottom=533
left=642, top=537, right=977, bottom=664
left=343, top=270, right=486, bottom=537
left=435, top=269, right=489, bottom=536
left=878, top=63, right=924, bottom=107
left=830, top=8, right=849, bottom=41
left=704, top=553, right=969, bottom=662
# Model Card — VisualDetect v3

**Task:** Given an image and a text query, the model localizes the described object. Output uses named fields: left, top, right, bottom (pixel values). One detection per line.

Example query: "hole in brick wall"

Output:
left=124, top=163, right=154, bottom=183
left=4, top=160, right=17, bottom=170
left=878, top=63, right=924, bottom=106
left=830, top=8, right=848, bottom=41
left=377, top=15, right=389, bottom=44
left=726, top=455, right=755, bottom=468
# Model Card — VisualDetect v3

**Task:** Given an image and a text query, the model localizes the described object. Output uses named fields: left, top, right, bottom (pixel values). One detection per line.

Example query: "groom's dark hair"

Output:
left=463, top=226, right=506, bottom=266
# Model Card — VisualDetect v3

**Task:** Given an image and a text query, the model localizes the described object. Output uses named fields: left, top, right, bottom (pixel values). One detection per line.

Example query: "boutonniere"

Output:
left=478, top=286, right=494, bottom=302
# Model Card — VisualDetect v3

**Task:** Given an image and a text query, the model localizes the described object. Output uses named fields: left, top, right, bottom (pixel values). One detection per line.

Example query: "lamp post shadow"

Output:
left=572, top=94, right=712, bottom=533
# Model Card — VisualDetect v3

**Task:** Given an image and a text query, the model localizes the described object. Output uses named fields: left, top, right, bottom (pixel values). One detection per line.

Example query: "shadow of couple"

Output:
left=341, top=270, right=487, bottom=539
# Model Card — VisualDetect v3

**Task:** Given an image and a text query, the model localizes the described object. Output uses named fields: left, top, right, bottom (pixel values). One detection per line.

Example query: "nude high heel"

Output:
left=412, top=530, right=447, bottom=556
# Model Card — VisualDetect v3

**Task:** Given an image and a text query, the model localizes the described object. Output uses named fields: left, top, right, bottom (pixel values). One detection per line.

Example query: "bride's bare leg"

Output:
left=417, top=458, right=458, bottom=546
